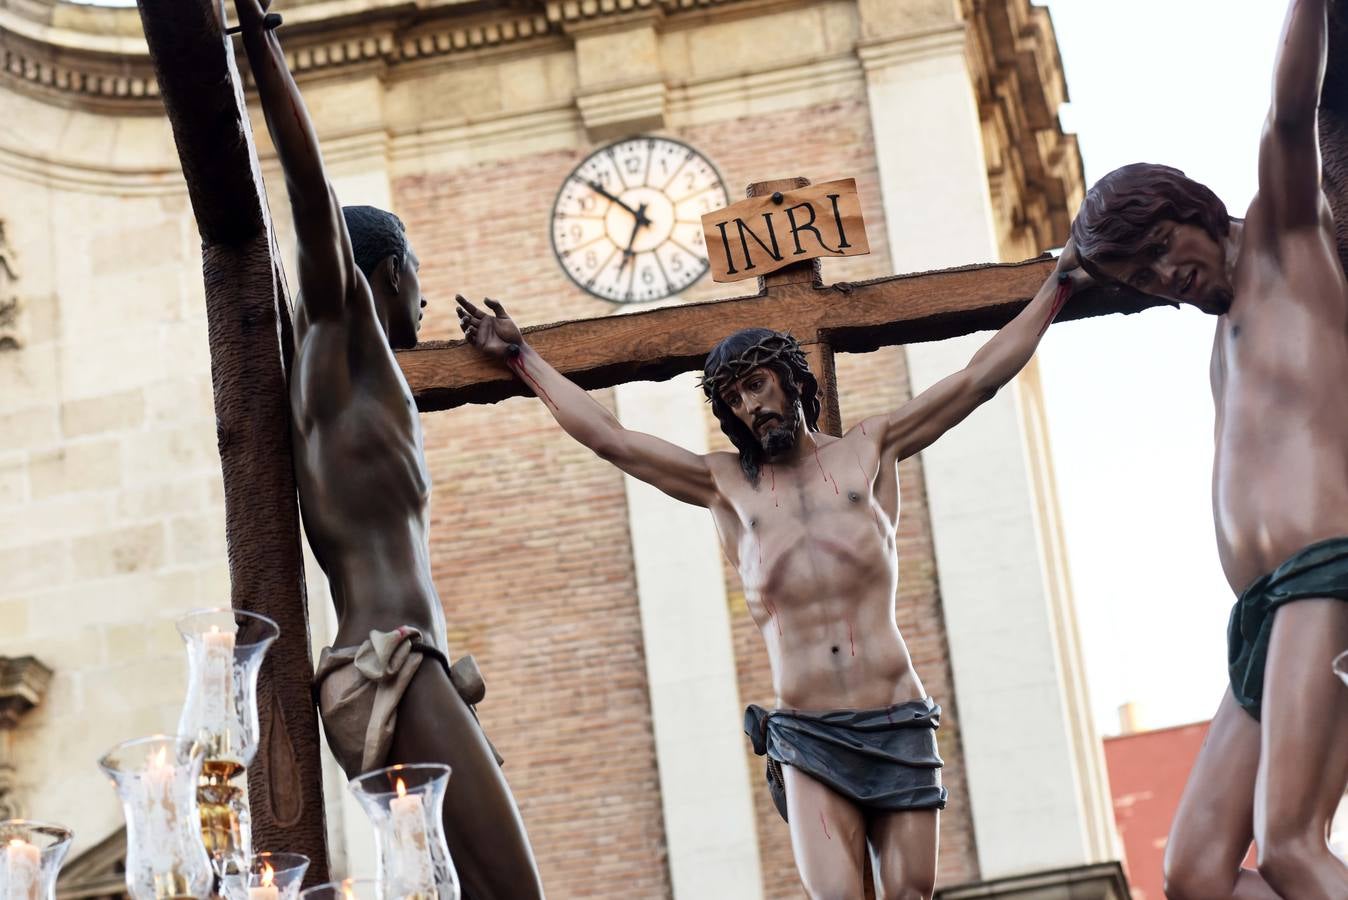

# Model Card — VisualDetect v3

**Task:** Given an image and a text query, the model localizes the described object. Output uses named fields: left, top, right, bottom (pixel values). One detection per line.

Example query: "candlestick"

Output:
left=220, top=852, right=308, bottom=900
left=349, top=764, right=459, bottom=900
left=0, top=822, right=71, bottom=900
left=98, top=736, right=212, bottom=900
left=175, top=608, right=278, bottom=878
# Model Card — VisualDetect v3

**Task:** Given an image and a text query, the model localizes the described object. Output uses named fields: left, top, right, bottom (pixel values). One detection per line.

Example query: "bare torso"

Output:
left=709, top=426, right=924, bottom=710
left=290, top=300, right=447, bottom=652
left=1212, top=200, right=1348, bottom=592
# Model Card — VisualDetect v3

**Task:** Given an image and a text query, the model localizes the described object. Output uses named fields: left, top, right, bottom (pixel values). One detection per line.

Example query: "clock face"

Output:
left=551, top=137, right=729, bottom=304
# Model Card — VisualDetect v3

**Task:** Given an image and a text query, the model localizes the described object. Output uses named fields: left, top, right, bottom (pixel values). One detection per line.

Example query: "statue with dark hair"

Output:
left=342, top=204, right=409, bottom=282
left=232, top=2, right=545, bottom=897
left=1071, top=4, right=1348, bottom=899
left=702, top=328, right=819, bottom=484
left=458, top=226, right=1086, bottom=896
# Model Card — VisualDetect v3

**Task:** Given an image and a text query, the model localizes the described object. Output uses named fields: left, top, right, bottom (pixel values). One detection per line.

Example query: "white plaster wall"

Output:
left=613, top=374, right=763, bottom=900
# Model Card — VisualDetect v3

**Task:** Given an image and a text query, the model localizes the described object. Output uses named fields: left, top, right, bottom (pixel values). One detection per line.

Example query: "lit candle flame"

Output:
left=150, top=746, right=168, bottom=767
left=341, top=880, right=356, bottom=900
left=260, top=863, right=275, bottom=887
left=396, top=777, right=407, bottom=798
left=7, top=839, right=23, bottom=849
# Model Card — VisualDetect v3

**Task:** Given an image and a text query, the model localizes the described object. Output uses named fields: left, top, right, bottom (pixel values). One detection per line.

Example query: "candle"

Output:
left=388, top=779, right=434, bottom=887
left=143, top=745, right=179, bottom=854
left=4, top=839, right=40, bottom=900
left=202, top=625, right=237, bottom=733
left=249, top=862, right=278, bottom=900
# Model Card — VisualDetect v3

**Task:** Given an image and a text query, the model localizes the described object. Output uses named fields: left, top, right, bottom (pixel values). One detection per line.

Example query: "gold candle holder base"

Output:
left=198, top=758, right=249, bottom=875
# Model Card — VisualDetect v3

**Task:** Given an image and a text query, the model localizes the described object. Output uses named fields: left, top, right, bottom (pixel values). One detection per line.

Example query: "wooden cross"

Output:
left=134, top=0, right=1348, bottom=891
left=398, top=175, right=1163, bottom=423
left=135, top=0, right=331, bottom=883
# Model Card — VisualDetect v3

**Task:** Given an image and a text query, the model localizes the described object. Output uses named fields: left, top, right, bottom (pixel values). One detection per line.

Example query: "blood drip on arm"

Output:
left=506, top=344, right=559, bottom=410
left=1037, top=273, right=1074, bottom=338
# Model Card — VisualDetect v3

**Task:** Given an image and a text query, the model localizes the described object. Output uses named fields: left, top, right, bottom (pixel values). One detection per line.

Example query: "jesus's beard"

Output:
left=757, top=408, right=800, bottom=458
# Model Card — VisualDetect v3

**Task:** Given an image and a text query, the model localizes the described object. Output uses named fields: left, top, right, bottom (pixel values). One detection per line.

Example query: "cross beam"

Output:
left=135, top=0, right=330, bottom=884
left=399, top=202, right=1162, bottom=423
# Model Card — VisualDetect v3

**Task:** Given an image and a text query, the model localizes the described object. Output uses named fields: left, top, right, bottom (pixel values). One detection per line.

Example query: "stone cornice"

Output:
left=963, top=0, right=1084, bottom=253
left=0, top=0, right=749, bottom=112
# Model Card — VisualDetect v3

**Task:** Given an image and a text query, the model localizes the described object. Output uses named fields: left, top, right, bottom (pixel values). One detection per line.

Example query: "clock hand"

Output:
left=617, top=202, right=650, bottom=274
left=586, top=179, right=653, bottom=227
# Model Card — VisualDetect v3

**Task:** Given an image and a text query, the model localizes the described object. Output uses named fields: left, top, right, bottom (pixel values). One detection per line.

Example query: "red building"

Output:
left=1104, top=720, right=1255, bottom=899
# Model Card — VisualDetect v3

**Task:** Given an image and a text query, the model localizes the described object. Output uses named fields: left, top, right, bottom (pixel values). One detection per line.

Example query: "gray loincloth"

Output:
left=313, top=626, right=500, bottom=776
left=744, top=697, right=948, bottom=822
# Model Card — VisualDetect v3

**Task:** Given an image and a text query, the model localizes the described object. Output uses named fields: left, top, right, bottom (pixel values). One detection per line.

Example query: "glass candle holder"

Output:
left=297, top=879, right=381, bottom=900
left=175, top=608, right=279, bottom=876
left=348, top=765, right=459, bottom=900
left=0, top=820, right=72, bottom=900
left=97, top=736, right=213, bottom=900
left=220, top=852, right=309, bottom=900
left=1334, top=649, right=1348, bottom=688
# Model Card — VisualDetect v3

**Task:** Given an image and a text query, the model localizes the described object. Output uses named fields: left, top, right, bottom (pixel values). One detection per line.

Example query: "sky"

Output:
left=1034, top=0, right=1290, bottom=735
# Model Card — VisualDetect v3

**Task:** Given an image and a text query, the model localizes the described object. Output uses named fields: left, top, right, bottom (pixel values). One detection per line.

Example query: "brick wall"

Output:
left=396, top=93, right=978, bottom=896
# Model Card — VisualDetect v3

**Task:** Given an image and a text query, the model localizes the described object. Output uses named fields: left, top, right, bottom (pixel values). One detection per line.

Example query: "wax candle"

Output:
left=143, top=744, right=179, bottom=855
left=388, top=779, right=434, bottom=887
left=4, top=838, right=40, bottom=900
left=249, top=863, right=278, bottom=900
left=202, top=625, right=236, bottom=731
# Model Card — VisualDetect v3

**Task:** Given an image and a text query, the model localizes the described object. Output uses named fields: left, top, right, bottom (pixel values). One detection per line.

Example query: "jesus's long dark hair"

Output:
left=702, top=328, right=820, bottom=486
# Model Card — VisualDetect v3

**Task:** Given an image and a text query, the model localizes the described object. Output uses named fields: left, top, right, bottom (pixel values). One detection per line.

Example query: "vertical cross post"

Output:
left=135, top=0, right=330, bottom=883
left=745, top=178, right=843, bottom=436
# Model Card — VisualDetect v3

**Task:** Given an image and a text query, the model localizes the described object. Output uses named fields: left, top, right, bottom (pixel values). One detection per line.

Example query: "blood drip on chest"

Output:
left=812, top=445, right=838, bottom=494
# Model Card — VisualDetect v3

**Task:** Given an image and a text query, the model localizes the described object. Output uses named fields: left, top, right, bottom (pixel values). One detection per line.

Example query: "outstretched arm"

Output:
left=1259, top=0, right=1328, bottom=229
left=234, top=0, right=358, bottom=320
left=456, top=297, right=719, bottom=508
left=881, top=245, right=1088, bottom=460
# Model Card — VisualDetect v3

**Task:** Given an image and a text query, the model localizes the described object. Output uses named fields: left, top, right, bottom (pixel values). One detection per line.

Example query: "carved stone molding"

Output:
left=0, top=219, right=22, bottom=351
left=0, top=655, right=53, bottom=819
left=962, top=0, right=1084, bottom=256
left=0, top=655, right=52, bottom=730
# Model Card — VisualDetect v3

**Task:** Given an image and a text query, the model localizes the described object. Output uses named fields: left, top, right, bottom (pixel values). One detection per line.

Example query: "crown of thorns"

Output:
left=701, top=332, right=809, bottom=400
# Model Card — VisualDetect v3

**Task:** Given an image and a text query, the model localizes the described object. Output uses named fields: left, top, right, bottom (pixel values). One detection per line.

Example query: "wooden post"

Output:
left=134, top=0, right=329, bottom=883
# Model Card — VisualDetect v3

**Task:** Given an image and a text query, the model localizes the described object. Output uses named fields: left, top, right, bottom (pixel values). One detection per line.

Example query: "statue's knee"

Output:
left=1162, top=850, right=1225, bottom=900
left=1256, top=830, right=1320, bottom=890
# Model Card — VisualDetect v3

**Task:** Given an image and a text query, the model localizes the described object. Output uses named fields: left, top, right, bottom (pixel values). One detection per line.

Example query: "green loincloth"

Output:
left=1228, top=536, right=1348, bottom=720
